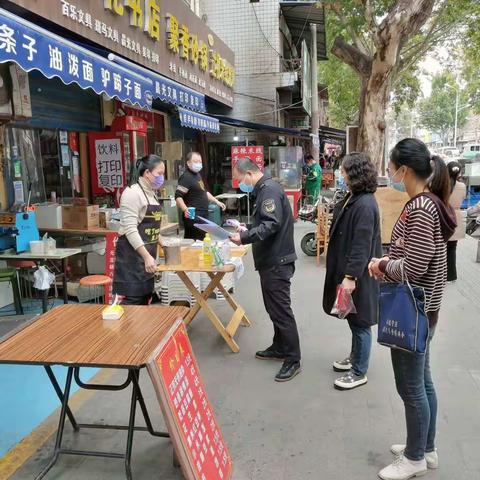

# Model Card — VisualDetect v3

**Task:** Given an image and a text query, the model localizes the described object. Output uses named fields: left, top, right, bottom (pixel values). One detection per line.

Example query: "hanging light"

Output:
left=233, top=129, right=239, bottom=142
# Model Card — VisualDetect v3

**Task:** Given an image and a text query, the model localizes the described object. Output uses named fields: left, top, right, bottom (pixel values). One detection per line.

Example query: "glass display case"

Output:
left=268, top=146, right=303, bottom=189
left=268, top=146, right=303, bottom=218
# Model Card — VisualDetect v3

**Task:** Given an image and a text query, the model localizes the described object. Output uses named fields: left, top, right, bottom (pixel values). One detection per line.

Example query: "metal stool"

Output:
left=79, top=275, right=112, bottom=304
left=0, top=268, right=24, bottom=315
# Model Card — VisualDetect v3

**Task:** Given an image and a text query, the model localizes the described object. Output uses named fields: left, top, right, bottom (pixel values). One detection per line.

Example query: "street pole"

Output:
left=454, top=87, right=459, bottom=148
left=310, top=23, right=319, bottom=161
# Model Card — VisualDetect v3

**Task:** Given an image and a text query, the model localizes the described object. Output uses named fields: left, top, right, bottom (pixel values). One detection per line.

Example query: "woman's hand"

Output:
left=341, top=277, right=356, bottom=293
left=216, top=200, right=227, bottom=212
left=144, top=254, right=157, bottom=273
left=369, top=257, right=388, bottom=280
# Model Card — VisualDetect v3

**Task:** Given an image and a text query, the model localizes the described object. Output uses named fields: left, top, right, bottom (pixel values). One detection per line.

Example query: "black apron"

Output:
left=113, top=186, right=162, bottom=297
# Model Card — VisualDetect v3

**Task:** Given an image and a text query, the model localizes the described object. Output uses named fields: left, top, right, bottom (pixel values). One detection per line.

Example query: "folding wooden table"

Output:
left=0, top=304, right=188, bottom=480
left=157, top=247, right=251, bottom=353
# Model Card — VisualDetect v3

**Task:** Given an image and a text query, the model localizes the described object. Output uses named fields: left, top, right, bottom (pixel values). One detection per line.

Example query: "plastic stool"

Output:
left=0, top=268, right=24, bottom=314
left=79, top=275, right=112, bottom=304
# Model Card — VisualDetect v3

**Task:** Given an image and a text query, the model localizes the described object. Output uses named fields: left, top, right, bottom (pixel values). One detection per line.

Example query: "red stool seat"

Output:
left=79, top=275, right=112, bottom=286
left=7, top=260, right=36, bottom=269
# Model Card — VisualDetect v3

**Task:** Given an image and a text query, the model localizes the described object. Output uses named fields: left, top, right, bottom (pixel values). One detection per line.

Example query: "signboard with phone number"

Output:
left=148, top=321, right=232, bottom=480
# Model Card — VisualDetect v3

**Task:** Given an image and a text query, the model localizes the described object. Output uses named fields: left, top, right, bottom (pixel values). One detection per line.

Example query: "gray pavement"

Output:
left=12, top=224, right=480, bottom=479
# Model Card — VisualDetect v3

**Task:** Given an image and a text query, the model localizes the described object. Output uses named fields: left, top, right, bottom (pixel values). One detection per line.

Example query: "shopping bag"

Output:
left=331, top=284, right=357, bottom=319
left=378, top=280, right=429, bottom=354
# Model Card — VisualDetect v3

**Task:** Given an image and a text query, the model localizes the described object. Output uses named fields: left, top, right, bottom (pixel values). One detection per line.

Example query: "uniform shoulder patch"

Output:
left=263, top=198, right=276, bottom=214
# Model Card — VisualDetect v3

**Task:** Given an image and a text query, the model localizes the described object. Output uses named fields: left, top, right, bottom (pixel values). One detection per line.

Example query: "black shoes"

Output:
left=255, top=347, right=285, bottom=361
left=275, top=360, right=302, bottom=382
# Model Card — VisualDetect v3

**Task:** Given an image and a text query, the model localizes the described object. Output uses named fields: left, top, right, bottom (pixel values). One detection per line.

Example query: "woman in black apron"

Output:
left=113, top=155, right=165, bottom=305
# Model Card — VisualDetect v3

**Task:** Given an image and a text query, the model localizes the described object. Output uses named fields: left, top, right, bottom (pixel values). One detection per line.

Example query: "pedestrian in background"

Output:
left=447, top=161, right=466, bottom=282
left=370, top=139, right=456, bottom=480
left=230, top=158, right=301, bottom=382
left=304, top=154, right=322, bottom=203
left=323, top=152, right=381, bottom=390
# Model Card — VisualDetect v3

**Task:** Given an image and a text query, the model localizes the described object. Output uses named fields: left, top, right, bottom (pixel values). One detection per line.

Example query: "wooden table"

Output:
left=0, top=248, right=81, bottom=312
left=0, top=304, right=188, bottom=479
left=157, top=247, right=251, bottom=353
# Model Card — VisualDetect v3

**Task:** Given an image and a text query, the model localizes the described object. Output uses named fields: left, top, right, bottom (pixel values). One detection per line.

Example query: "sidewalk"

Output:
left=9, top=225, right=480, bottom=479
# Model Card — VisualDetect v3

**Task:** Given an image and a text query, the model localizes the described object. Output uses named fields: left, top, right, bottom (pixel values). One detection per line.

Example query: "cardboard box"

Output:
left=35, top=204, right=63, bottom=229
left=62, top=205, right=99, bottom=230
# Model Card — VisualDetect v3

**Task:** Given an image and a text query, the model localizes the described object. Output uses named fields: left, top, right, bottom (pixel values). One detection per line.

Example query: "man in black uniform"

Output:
left=175, top=151, right=225, bottom=240
left=231, top=157, right=301, bottom=382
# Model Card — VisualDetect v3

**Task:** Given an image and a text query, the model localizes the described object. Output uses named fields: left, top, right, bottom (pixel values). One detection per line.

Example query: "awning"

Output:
left=212, top=115, right=310, bottom=138
left=0, top=8, right=206, bottom=113
left=280, top=2, right=327, bottom=60
left=319, top=126, right=346, bottom=140
left=178, top=107, right=220, bottom=134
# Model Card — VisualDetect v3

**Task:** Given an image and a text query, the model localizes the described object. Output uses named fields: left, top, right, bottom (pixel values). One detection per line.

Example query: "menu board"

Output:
left=231, top=146, right=264, bottom=188
left=148, top=321, right=232, bottom=480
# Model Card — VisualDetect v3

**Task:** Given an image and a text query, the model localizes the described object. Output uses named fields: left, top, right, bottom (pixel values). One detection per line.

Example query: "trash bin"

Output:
left=208, top=203, right=222, bottom=225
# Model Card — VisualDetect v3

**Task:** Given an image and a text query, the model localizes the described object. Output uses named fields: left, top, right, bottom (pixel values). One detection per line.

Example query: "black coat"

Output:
left=323, top=192, right=382, bottom=327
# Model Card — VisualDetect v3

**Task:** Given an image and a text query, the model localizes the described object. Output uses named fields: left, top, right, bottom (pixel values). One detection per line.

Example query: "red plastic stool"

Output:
left=79, top=275, right=112, bottom=304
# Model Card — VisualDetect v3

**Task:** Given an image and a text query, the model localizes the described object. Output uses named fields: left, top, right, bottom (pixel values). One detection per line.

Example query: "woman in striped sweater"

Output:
left=370, top=139, right=456, bottom=480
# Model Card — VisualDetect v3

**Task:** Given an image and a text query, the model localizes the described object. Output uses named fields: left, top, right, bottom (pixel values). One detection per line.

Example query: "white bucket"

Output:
left=30, top=240, right=45, bottom=254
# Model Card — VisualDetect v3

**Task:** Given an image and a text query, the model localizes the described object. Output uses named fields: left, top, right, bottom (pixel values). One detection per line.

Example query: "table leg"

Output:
left=35, top=367, right=74, bottom=480
left=125, top=369, right=138, bottom=480
left=41, top=289, right=48, bottom=314
left=44, top=366, right=79, bottom=431
left=62, top=258, right=68, bottom=304
left=207, top=272, right=251, bottom=327
left=179, top=271, right=224, bottom=326
left=178, top=272, right=240, bottom=353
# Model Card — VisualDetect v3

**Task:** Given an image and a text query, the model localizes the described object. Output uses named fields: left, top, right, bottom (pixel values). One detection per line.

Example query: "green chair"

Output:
left=0, top=268, right=24, bottom=315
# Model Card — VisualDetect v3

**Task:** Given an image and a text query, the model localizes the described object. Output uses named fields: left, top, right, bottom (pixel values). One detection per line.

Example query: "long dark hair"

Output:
left=342, top=152, right=378, bottom=194
left=390, top=138, right=450, bottom=205
left=447, top=161, right=462, bottom=193
left=130, top=154, right=164, bottom=184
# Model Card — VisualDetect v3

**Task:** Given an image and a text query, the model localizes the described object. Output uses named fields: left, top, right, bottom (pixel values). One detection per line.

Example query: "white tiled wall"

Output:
left=202, top=0, right=285, bottom=124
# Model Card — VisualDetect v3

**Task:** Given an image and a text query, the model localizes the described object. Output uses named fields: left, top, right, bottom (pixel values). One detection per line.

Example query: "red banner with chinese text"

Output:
left=231, top=146, right=264, bottom=188
left=104, top=232, right=119, bottom=304
left=154, top=322, right=233, bottom=480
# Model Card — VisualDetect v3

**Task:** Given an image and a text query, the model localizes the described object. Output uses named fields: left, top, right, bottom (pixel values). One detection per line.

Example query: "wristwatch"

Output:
left=345, top=275, right=357, bottom=281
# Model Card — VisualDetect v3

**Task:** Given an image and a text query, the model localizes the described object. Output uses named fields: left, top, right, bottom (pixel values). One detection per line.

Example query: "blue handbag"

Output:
left=378, top=270, right=429, bottom=354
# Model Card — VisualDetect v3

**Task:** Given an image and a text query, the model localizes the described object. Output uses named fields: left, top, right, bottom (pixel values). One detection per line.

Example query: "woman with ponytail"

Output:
left=447, top=161, right=467, bottom=281
left=369, top=139, right=456, bottom=480
left=112, top=154, right=165, bottom=305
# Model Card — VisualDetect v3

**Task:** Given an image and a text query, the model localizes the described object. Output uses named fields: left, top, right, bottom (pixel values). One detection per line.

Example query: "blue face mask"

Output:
left=239, top=175, right=254, bottom=194
left=390, top=167, right=406, bottom=192
left=190, top=163, right=203, bottom=173
left=151, top=174, right=164, bottom=189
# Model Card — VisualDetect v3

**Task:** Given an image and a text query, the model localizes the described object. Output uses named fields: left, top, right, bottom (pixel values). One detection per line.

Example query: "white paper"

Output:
left=94, top=138, right=124, bottom=189
left=13, top=180, right=24, bottom=203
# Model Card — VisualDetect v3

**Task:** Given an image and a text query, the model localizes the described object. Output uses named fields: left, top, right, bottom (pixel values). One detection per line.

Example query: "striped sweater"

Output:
left=380, top=194, right=455, bottom=325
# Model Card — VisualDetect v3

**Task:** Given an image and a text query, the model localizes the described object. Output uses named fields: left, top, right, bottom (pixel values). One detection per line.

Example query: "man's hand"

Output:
left=230, top=233, right=242, bottom=245
left=217, top=201, right=226, bottom=211
left=144, top=254, right=157, bottom=273
left=341, top=277, right=356, bottom=294
left=184, top=209, right=191, bottom=219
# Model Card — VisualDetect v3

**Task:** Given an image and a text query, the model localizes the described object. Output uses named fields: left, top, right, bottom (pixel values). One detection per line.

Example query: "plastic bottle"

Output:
left=222, top=239, right=231, bottom=262
left=203, top=233, right=212, bottom=266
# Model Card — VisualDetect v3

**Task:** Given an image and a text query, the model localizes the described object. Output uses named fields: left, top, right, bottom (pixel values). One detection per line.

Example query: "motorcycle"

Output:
left=466, top=202, right=480, bottom=236
left=299, top=190, right=347, bottom=257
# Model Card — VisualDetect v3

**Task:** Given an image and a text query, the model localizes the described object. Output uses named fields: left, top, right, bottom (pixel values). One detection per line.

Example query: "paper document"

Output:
left=194, top=216, right=231, bottom=240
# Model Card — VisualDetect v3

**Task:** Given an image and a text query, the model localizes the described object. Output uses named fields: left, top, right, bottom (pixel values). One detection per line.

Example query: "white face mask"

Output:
left=190, top=162, right=203, bottom=173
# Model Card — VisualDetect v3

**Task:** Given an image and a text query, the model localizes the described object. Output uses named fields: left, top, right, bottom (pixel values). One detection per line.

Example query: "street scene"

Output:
left=0, top=1, right=480, bottom=480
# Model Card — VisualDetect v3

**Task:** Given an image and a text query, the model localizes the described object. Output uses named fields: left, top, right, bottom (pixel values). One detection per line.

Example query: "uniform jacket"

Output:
left=323, top=192, right=382, bottom=327
left=240, top=174, right=297, bottom=271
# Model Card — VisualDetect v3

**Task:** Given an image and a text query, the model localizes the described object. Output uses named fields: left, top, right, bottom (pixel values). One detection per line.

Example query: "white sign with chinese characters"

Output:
left=94, top=138, right=124, bottom=190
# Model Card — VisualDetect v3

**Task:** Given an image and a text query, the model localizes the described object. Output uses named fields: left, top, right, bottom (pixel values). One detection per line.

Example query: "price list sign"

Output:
left=231, top=146, right=264, bottom=188
left=104, top=232, right=119, bottom=304
left=148, top=321, right=232, bottom=480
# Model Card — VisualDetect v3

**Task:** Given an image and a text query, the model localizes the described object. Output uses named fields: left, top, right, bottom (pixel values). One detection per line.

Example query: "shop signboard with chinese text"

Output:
left=104, top=231, right=119, bottom=304
left=231, top=146, right=264, bottom=188
left=148, top=320, right=233, bottom=480
left=9, top=0, right=235, bottom=107
left=88, top=132, right=126, bottom=194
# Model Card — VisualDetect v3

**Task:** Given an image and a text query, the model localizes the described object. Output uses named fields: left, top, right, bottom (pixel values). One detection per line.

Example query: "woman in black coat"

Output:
left=323, top=152, right=382, bottom=390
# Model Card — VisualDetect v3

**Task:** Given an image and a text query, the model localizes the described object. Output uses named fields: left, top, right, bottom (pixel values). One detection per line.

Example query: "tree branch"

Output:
left=361, top=0, right=379, bottom=42
left=331, top=36, right=372, bottom=78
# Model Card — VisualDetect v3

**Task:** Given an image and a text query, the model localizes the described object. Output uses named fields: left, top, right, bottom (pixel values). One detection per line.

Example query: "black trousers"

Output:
left=259, top=263, right=301, bottom=362
left=121, top=295, right=151, bottom=305
left=447, top=240, right=458, bottom=282
left=183, top=215, right=208, bottom=241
